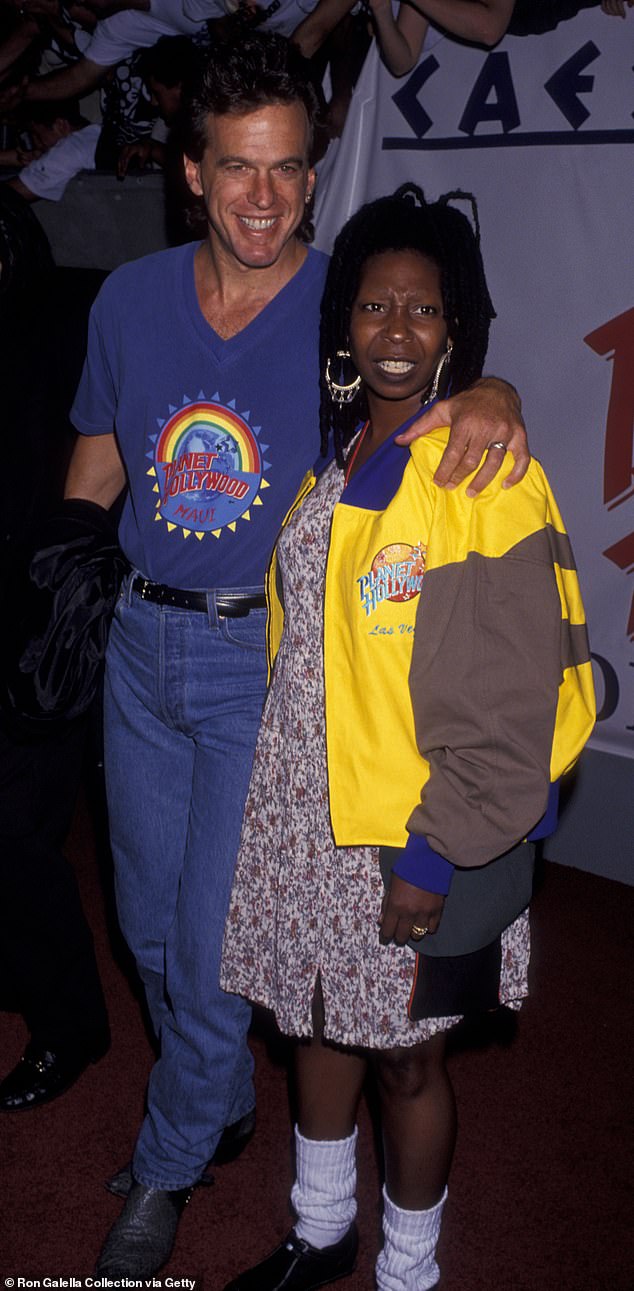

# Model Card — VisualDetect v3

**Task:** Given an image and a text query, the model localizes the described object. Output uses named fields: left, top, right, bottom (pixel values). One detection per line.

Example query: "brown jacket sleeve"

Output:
left=407, top=521, right=573, bottom=869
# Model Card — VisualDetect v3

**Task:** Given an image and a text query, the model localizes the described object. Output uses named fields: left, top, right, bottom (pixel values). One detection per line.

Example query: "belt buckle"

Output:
left=137, top=577, right=153, bottom=601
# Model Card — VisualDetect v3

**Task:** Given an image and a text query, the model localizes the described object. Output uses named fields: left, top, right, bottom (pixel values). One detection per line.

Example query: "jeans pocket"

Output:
left=221, top=610, right=267, bottom=652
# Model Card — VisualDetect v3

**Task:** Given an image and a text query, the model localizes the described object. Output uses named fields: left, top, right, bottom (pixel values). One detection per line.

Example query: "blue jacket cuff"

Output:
left=392, top=834, right=454, bottom=895
left=527, top=781, right=560, bottom=840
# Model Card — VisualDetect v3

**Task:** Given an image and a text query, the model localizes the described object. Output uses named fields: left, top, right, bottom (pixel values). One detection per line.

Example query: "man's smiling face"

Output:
left=184, top=101, right=315, bottom=272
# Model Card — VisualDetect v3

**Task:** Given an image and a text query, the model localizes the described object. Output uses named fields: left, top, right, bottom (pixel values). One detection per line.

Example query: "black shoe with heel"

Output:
left=95, top=1181, right=192, bottom=1277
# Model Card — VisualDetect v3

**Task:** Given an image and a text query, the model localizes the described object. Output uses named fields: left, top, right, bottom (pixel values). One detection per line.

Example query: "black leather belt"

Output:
left=131, top=576, right=266, bottom=616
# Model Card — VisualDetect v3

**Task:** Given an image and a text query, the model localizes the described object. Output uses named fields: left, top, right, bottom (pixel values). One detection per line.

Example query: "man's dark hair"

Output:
left=181, top=31, right=320, bottom=161
left=137, top=35, right=200, bottom=90
left=180, top=32, right=319, bottom=241
left=319, top=183, right=496, bottom=466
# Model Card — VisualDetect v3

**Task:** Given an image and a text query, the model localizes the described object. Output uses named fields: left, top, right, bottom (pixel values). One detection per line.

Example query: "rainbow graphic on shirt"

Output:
left=145, top=395, right=270, bottom=538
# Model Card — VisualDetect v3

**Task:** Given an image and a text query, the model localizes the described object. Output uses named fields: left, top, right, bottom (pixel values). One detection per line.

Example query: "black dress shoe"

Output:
left=223, top=1224, right=358, bottom=1290
left=105, top=1108, right=255, bottom=1197
left=0, top=1039, right=107, bottom=1111
left=95, top=1181, right=192, bottom=1277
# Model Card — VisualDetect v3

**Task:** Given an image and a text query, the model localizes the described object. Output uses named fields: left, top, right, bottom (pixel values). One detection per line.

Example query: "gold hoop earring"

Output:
left=422, top=341, right=453, bottom=408
left=325, top=351, right=362, bottom=405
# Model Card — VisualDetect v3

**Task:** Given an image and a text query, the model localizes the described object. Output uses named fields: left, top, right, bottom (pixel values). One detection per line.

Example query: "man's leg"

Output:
left=98, top=592, right=266, bottom=1274
left=133, top=610, right=267, bottom=1185
left=104, top=594, right=195, bottom=1050
left=105, top=591, right=266, bottom=1178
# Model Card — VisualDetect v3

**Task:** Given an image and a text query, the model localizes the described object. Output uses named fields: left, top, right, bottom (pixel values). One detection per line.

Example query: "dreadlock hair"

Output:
left=319, top=183, right=496, bottom=467
left=180, top=32, right=320, bottom=241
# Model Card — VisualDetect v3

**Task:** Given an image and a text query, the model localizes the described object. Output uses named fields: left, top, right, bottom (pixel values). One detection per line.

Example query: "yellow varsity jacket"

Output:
left=266, top=425, right=595, bottom=884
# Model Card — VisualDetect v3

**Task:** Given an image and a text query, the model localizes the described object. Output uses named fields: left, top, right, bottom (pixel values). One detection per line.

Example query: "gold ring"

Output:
left=410, top=924, right=429, bottom=939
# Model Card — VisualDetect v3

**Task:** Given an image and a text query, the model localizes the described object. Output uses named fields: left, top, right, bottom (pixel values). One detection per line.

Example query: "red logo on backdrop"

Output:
left=584, top=307, right=634, bottom=640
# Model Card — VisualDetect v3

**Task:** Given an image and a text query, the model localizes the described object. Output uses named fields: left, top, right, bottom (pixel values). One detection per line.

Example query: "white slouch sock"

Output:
left=375, top=1184, right=447, bottom=1290
left=291, top=1124, right=358, bottom=1250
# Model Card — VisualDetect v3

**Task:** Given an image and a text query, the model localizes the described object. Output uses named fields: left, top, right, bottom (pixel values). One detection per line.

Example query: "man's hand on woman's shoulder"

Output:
left=396, top=376, right=529, bottom=496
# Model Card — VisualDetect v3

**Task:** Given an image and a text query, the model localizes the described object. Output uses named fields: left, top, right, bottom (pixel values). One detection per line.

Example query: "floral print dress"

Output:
left=220, top=459, right=530, bottom=1049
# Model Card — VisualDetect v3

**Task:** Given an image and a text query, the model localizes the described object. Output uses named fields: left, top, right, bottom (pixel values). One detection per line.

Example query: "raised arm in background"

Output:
left=25, top=55, right=107, bottom=102
left=366, top=0, right=428, bottom=76
left=291, top=0, right=358, bottom=58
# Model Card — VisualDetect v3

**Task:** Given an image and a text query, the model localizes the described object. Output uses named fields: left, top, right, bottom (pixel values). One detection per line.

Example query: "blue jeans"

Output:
left=104, top=575, right=267, bottom=1188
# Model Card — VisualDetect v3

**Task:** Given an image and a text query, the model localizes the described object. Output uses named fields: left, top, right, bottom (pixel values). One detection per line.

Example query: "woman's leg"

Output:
left=290, top=978, right=367, bottom=1251
left=223, top=982, right=365, bottom=1289
left=373, top=1032, right=455, bottom=1209
left=372, top=1034, right=456, bottom=1291
left=295, top=977, right=368, bottom=1140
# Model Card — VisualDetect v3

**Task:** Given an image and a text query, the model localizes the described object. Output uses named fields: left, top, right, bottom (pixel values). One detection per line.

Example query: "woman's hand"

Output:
left=395, top=376, right=529, bottom=494
left=379, top=874, right=445, bottom=946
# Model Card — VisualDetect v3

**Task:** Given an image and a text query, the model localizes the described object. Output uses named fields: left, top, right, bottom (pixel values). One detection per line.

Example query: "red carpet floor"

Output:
left=1, top=792, right=633, bottom=1290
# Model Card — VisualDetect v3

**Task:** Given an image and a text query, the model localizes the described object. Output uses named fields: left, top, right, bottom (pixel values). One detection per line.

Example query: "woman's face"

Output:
left=349, top=249, right=450, bottom=426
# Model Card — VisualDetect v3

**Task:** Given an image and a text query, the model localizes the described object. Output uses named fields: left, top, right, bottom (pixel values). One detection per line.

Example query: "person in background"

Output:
left=0, top=187, right=110, bottom=1112
left=16, top=0, right=207, bottom=104
left=4, top=44, right=156, bottom=200
left=116, top=34, right=198, bottom=177
left=16, top=0, right=324, bottom=106
left=294, top=0, right=514, bottom=79
left=0, top=96, right=87, bottom=165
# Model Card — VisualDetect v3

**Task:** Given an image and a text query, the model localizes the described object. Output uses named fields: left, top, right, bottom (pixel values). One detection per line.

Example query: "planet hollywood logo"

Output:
left=357, top=542, right=427, bottom=617
left=146, top=394, right=271, bottom=538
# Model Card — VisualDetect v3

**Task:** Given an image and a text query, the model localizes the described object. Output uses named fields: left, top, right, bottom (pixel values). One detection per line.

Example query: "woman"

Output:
left=220, top=185, right=595, bottom=1291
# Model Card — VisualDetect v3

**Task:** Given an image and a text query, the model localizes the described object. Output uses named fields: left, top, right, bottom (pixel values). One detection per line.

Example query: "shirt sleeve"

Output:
left=19, top=125, right=100, bottom=202
left=71, top=283, right=119, bottom=436
left=391, top=834, right=454, bottom=895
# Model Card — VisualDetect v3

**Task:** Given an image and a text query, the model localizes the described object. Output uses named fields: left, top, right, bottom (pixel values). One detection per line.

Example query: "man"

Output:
left=65, top=32, right=528, bottom=1278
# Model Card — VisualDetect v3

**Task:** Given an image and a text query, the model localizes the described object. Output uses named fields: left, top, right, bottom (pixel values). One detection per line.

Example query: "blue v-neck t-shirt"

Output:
left=72, top=240, right=329, bottom=589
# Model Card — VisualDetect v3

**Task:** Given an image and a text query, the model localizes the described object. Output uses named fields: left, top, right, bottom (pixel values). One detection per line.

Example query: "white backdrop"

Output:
left=314, top=9, right=634, bottom=759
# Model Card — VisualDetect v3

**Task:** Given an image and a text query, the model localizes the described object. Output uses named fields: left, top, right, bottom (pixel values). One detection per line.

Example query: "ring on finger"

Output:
left=487, top=440, right=507, bottom=452
left=410, top=924, right=429, bottom=939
